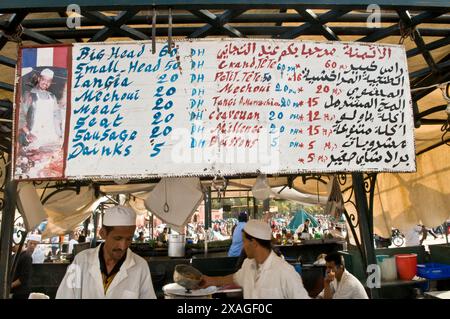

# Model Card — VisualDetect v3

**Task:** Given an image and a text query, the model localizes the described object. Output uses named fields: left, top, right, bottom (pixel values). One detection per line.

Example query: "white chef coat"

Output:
left=295, top=224, right=311, bottom=234
left=27, top=89, right=60, bottom=149
left=68, top=239, right=78, bottom=254
left=233, top=251, right=310, bottom=299
left=317, top=269, right=368, bottom=299
left=56, top=244, right=156, bottom=299
left=32, top=245, right=46, bottom=264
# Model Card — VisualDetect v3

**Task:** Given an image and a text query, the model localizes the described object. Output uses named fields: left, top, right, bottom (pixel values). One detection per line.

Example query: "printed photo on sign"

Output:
left=14, top=47, right=69, bottom=180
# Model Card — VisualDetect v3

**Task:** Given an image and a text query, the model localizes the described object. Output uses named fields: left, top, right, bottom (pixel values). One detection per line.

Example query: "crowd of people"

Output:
left=147, top=219, right=234, bottom=245
left=138, top=211, right=348, bottom=247
left=269, top=214, right=347, bottom=243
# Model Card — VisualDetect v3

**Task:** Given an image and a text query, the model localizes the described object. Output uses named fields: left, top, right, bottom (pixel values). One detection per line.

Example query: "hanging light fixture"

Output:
left=252, top=174, right=272, bottom=200
left=212, top=175, right=227, bottom=202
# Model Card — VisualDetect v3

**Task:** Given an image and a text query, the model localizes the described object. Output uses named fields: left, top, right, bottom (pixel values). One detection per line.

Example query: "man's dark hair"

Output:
left=325, top=252, right=345, bottom=267
left=242, top=230, right=272, bottom=250
left=305, top=218, right=310, bottom=223
left=238, top=212, right=248, bottom=222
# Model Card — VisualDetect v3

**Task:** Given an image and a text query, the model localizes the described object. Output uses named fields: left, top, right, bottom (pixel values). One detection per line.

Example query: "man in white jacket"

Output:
left=56, top=206, right=156, bottom=299
left=317, top=252, right=368, bottom=299
left=200, top=220, right=310, bottom=299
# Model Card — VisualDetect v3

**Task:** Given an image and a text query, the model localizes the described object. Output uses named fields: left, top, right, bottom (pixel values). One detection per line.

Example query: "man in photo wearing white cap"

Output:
left=56, top=206, right=156, bottom=299
left=10, top=234, right=40, bottom=299
left=200, top=220, right=310, bottom=299
left=20, top=68, right=63, bottom=151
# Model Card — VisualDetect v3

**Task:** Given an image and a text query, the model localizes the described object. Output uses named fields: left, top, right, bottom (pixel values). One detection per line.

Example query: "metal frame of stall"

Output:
left=0, top=0, right=450, bottom=299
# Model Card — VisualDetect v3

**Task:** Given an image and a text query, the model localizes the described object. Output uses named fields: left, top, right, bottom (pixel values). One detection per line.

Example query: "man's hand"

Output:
left=199, top=275, right=215, bottom=288
left=199, top=274, right=234, bottom=288
left=323, top=271, right=335, bottom=299
left=11, top=279, right=21, bottom=289
left=324, top=270, right=335, bottom=286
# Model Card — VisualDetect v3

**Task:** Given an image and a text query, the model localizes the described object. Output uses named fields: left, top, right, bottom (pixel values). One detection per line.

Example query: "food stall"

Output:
left=0, top=1, right=449, bottom=299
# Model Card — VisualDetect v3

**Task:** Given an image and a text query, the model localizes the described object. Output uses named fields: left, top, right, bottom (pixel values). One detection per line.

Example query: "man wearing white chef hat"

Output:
left=200, top=219, right=310, bottom=299
left=27, top=233, right=41, bottom=248
left=29, top=233, right=46, bottom=264
left=56, top=205, right=156, bottom=299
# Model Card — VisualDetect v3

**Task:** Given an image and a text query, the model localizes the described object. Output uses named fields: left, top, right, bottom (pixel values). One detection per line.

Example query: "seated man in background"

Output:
left=295, top=218, right=312, bottom=240
left=157, top=227, right=169, bottom=244
left=317, top=252, right=368, bottom=299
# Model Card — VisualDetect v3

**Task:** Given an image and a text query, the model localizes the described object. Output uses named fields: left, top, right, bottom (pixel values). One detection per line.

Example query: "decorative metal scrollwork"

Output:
left=337, top=173, right=378, bottom=230
left=32, top=180, right=45, bottom=187
left=301, top=174, right=328, bottom=185
left=337, top=173, right=347, bottom=186
left=440, top=83, right=450, bottom=146
left=13, top=215, right=26, bottom=245
left=42, top=187, right=78, bottom=204
left=0, top=151, right=8, bottom=211
left=339, top=175, right=359, bottom=229
left=364, top=173, right=377, bottom=194
left=343, top=206, right=359, bottom=229
left=343, top=207, right=359, bottom=229
left=39, top=181, right=85, bottom=203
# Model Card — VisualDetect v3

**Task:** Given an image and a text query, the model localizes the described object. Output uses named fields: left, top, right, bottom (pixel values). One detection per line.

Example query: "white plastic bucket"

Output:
left=168, top=234, right=186, bottom=257
left=380, top=256, right=397, bottom=281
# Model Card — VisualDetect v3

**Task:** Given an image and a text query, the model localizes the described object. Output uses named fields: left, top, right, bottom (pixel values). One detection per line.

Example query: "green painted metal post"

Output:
left=0, top=173, right=18, bottom=299
left=352, top=172, right=380, bottom=299
left=91, top=207, right=100, bottom=248
left=263, top=198, right=270, bottom=216
left=253, top=197, right=258, bottom=220
left=204, top=186, right=212, bottom=230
